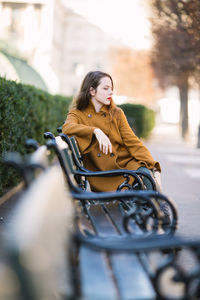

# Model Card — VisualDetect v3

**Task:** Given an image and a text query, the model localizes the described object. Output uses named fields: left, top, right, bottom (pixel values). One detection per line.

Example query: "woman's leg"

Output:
left=136, top=166, right=155, bottom=190
left=137, top=166, right=162, bottom=191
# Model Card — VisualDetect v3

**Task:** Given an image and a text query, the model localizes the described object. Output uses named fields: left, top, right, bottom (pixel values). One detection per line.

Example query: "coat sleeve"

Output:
left=118, top=109, right=161, bottom=172
left=62, top=111, right=97, bottom=154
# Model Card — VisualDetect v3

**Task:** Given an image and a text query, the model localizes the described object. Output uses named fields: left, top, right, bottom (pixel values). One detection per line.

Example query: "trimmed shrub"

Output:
left=0, top=77, right=72, bottom=196
left=118, top=103, right=155, bottom=138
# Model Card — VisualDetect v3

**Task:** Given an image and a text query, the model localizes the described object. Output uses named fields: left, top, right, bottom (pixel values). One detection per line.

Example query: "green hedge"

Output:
left=0, top=77, right=72, bottom=196
left=118, top=103, right=155, bottom=139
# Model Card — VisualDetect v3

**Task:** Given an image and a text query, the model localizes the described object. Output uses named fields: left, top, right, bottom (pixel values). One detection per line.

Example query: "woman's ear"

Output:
left=90, top=87, right=95, bottom=97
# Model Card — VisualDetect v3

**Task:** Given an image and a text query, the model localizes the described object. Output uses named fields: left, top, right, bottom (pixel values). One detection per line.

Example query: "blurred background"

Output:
left=1, top=2, right=200, bottom=298
left=0, top=0, right=200, bottom=146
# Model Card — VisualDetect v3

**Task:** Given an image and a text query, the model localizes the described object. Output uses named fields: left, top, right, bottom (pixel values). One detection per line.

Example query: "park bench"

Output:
left=44, top=135, right=177, bottom=234
left=3, top=137, right=177, bottom=240
left=1, top=144, right=200, bottom=299
left=2, top=145, right=158, bottom=299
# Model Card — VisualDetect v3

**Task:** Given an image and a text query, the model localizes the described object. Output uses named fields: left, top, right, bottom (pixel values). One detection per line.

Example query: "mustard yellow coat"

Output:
left=62, top=101, right=161, bottom=192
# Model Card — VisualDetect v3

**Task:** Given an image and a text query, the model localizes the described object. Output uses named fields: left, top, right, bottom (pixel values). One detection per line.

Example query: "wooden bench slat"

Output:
left=87, top=205, right=119, bottom=236
left=110, top=253, right=156, bottom=300
left=78, top=201, right=155, bottom=299
left=83, top=202, right=144, bottom=237
left=79, top=246, right=118, bottom=300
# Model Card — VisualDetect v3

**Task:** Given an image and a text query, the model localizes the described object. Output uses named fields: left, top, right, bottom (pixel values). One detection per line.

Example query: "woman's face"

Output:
left=90, top=76, right=113, bottom=108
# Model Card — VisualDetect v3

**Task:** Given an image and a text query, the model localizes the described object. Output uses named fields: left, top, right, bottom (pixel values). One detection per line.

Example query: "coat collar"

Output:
left=84, top=98, right=116, bottom=115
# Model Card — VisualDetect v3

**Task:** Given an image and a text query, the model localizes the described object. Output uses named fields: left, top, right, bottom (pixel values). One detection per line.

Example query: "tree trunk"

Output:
left=197, top=125, right=200, bottom=148
left=178, top=74, right=189, bottom=140
left=197, top=86, right=200, bottom=148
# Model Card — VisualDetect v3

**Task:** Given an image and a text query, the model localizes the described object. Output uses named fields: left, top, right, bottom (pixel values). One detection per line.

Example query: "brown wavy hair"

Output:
left=70, top=71, right=114, bottom=110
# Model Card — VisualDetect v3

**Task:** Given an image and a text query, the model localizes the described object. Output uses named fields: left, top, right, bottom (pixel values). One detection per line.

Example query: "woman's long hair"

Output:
left=70, top=71, right=114, bottom=111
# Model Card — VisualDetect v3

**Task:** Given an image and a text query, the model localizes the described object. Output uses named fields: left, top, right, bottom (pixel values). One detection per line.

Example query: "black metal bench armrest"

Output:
left=75, top=169, right=157, bottom=190
left=75, top=233, right=200, bottom=252
left=71, top=189, right=167, bottom=202
left=74, top=169, right=144, bottom=188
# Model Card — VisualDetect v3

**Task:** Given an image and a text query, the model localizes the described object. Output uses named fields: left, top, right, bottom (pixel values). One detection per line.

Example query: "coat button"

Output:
left=88, top=114, right=92, bottom=118
left=97, top=153, right=101, bottom=157
left=110, top=153, right=114, bottom=157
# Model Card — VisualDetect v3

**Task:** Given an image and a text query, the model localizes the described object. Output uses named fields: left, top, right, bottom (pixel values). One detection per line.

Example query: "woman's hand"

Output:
left=94, top=128, right=112, bottom=155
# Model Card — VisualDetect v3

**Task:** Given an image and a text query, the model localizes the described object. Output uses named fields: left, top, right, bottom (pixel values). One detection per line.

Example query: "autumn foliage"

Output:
left=109, top=47, right=161, bottom=106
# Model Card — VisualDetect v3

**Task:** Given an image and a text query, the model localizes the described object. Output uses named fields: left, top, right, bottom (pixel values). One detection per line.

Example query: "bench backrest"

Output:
left=55, top=136, right=77, bottom=172
left=53, top=136, right=87, bottom=190
left=70, top=136, right=83, bottom=165
left=0, top=165, right=74, bottom=299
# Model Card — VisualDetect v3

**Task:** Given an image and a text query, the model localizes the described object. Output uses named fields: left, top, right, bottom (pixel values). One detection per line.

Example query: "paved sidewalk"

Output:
left=145, top=122, right=200, bottom=239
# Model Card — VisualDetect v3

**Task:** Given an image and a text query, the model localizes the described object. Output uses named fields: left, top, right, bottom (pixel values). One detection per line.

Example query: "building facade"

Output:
left=0, top=0, right=59, bottom=93
left=51, top=1, right=117, bottom=95
left=0, top=0, right=117, bottom=95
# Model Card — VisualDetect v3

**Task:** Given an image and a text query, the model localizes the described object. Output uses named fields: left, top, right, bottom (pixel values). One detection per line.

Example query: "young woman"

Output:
left=62, top=71, right=161, bottom=192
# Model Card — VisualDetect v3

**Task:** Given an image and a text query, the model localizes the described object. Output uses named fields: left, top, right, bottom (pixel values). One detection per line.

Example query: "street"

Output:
left=146, top=122, right=200, bottom=239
